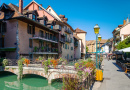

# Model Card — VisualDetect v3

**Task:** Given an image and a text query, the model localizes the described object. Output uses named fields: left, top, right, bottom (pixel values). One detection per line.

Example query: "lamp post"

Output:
left=94, top=24, right=100, bottom=69
left=98, top=34, right=102, bottom=69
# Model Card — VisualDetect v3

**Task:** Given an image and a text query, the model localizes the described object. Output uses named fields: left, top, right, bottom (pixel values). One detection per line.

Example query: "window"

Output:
left=50, top=34, right=52, bottom=40
left=65, top=44, right=67, bottom=49
left=5, top=11, right=11, bottom=19
left=51, top=25, right=53, bottom=29
left=32, top=26, right=35, bottom=34
left=72, top=32, right=73, bottom=35
left=39, top=41, right=43, bottom=47
left=27, top=24, right=32, bottom=34
left=44, top=20, right=47, bottom=26
left=0, top=22, right=6, bottom=33
left=71, top=47, right=73, bottom=50
left=71, top=56, right=73, bottom=58
left=32, top=14, right=36, bottom=21
left=49, top=9, right=51, bottom=12
left=39, top=30, right=44, bottom=37
left=65, top=34, right=67, bottom=40
left=71, top=38, right=72, bottom=43
left=29, top=39, right=33, bottom=48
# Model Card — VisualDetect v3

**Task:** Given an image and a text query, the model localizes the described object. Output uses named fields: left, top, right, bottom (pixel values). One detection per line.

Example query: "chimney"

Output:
left=40, top=4, right=42, bottom=6
left=19, top=0, right=23, bottom=14
left=126, top=17, right=129, bottom=24
left=123, top=18, right=126, bottom=25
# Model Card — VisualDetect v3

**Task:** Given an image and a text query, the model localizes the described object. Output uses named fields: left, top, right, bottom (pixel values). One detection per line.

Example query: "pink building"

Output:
left=0, top=0, right=75, bottom=62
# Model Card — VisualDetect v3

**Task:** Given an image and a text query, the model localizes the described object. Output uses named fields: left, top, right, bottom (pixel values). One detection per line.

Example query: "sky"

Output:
left=1, top=0, right=130, bottom=41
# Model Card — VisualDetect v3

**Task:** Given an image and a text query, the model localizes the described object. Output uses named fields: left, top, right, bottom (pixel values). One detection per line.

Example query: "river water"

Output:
left=0, top=71, right=63, bottom=90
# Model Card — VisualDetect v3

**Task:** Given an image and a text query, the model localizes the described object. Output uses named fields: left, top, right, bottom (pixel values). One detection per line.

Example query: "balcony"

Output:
left=32, top=35, right=58, bottom=43
left=32, top=47, right=58, bottom=54
left=65, top=38, right=71, bottom=43
left=60, top=38, right=65, bottom=43
left=54, top=25, right=62, bottom=31
left=115, top=36, right=120, bottom=40
left=65, top=29, right=71, bottom=34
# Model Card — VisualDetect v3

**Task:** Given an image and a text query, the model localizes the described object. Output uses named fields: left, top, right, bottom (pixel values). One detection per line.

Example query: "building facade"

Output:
left=75, top=28, right=87, bottom=59
left=0, top=0, right=76, bottom=61
left=0, top=0, right=88, bottom=61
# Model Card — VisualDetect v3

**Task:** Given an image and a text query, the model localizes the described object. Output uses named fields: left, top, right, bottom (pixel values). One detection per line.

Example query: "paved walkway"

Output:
left=93, top=59, right=130, bottom=90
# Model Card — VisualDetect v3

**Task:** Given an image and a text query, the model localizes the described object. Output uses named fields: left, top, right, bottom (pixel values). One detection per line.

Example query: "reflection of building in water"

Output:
left=4, top=81, right=58, bottom=90
left=5, top=81, right=20, bottom=89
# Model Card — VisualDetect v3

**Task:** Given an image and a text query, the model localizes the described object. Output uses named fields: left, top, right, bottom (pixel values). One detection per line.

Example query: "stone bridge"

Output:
left=3, top=66, right=77, bottom=84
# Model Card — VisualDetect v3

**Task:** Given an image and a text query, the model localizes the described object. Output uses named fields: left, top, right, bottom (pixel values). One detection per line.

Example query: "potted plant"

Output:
left=23, top=58, right=30, bottom=67
left=56, top=48, right=58, bottom=52
left=34, top=46, right=38, bottom=52
left=41, top=46, right=44, bottom=52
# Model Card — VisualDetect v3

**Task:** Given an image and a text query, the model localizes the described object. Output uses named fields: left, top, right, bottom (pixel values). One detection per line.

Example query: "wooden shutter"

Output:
left=32, top=26, right=35, bottom=34
left=27, top=24, right=29, bottom=34
left=2, top=22, right=6, bottom=32
left=0, top=23, right=1, bottom=33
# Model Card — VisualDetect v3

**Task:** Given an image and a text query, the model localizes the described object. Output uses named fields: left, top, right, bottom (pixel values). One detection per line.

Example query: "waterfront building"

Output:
left=75, top=28, right=87, bottom=59
left=0, top=0, right=86, bottom=61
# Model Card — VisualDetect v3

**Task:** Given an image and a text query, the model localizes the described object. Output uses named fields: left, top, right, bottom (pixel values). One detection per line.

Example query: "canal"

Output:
left=0, top=71, right=63, bottom=90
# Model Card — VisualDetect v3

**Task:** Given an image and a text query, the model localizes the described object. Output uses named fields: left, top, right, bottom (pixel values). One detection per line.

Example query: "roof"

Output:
left=0, top=3, right=14, bottom=11
left=23, top=10, right=39, bottom=16
left=46, top=5, right=61, bottom=21
left=73, top=34, right=81, bottom=40
left=24, top=0, right=60, bottom=21
left=63, top=22, right=75, bottom=32
left=75, top=28, right=87, bottom=33
left=0, top=3, right=22, bottom=19
left=86, top=40, right=95, bottom=45
left=98, top=39, right=108, bottom=44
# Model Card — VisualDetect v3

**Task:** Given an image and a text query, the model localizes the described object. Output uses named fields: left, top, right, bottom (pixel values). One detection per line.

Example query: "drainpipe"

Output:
left=16, top=21, right=20, bottom=59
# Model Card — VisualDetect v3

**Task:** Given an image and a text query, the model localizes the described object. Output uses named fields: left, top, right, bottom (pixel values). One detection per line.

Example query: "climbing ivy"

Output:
left=2, top=59, right=8, bottom=67
left=17, top=57, right=25, bottom=80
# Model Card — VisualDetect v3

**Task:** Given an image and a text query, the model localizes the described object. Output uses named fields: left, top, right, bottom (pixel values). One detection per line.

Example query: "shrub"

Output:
left=2, top=59, right=8, bottom=67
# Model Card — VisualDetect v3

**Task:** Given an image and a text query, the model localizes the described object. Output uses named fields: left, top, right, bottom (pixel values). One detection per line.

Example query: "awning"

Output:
left=118, top=47, right=130, bottom=52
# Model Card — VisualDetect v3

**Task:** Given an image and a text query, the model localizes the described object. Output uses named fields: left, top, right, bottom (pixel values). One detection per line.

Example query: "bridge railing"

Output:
left=78, top=69, right=95, bottom=90
left=8, top=59, right=18, bottom=66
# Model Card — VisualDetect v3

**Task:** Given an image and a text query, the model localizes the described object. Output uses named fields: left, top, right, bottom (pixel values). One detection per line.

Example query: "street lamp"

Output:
left=98, top=34, right=102, bottom=69
left=94, top=24, right=100, bottom=69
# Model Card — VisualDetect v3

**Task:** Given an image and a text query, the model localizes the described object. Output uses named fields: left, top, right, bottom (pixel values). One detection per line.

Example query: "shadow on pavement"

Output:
left=125, top=72, right=130, bottom=79
left=112, top=62, right=124, bottom=72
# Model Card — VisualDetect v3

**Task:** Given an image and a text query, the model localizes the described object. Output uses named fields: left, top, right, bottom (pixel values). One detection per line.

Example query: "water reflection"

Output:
left=0, top=72, right=62, bottom=90
left=4, top=81, right=58, bottom=90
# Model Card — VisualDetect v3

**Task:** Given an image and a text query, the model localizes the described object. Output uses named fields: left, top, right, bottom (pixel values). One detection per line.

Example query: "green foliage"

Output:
left=86, top=46, right=89, bottom=52
left=42, top=60, right=49, bottom=74
left=18, top=57, right=25, bottom=80
left=34, top=46, right=38, bottom=52
left=41, top=46, right=44, bottom=50
left=2, top=59, right=8, bottom=67
left=5, top=67, right=9, bottom=70
left=116, top=37, right=130, bottom=50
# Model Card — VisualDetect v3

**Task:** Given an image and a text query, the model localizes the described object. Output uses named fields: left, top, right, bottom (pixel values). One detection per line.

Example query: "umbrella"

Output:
left=118, top=47, right=130, bottom=52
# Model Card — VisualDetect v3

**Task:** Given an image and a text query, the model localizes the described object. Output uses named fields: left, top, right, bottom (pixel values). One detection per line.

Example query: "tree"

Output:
left=86, top=46, right=89, bottom=52
left=116, top=37, right=130, bottom=50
